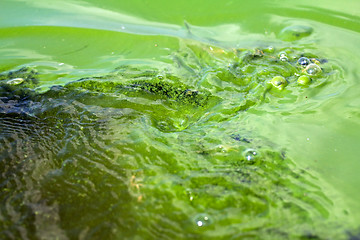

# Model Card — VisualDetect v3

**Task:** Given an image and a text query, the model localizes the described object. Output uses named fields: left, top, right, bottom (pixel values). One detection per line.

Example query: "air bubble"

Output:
left=216, top=145, right=227, bottom=153
left=278, top=52, right=288, bottom=62
left=278, top=51, right=287, bottom=57
left=297, top=57, right=310, bottom=67
left=269, top=76, right=287, bottom=90
left=156, top=74, right=164, bottom=80
left=243, top=149, right=258, bottom=162
left=280, top=56, right=288, bottom=62
left=193, top=213, right=212, bottom=227
left=186, top=188, right=195, bottom=202
left=305, top=63, right=322, bottom=76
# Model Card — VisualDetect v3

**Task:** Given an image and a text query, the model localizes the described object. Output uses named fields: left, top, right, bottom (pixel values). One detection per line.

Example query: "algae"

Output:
left=0, top=42, right=357, bottom=239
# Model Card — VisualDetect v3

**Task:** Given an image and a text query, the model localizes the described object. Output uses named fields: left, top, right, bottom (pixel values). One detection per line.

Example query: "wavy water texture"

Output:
left=1, top=0, right=360, bottom=239
left=1, top=0, right=359, bottom=47
left=1, top=0, right=196, bottom=43
left=0, top=38, right=358, bottom=239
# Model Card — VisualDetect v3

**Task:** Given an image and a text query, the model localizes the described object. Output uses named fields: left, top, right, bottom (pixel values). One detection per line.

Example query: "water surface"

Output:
left=1, top=0, right=360, bottom=239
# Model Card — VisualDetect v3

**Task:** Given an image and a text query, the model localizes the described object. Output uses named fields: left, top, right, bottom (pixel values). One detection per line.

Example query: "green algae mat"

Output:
left=1, top=0, right=360, bottom=239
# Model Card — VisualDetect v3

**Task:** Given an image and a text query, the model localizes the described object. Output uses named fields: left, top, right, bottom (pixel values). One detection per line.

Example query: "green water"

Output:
left=1, top=0, right=360, bottom=239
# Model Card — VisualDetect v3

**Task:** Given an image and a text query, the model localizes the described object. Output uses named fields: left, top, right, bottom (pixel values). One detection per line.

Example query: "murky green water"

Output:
left=1, top=0, right=360, bottom=239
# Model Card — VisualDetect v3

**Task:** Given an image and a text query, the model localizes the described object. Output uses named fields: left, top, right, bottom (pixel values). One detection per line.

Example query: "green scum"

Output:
left=0, top=42, right=357, bottom=240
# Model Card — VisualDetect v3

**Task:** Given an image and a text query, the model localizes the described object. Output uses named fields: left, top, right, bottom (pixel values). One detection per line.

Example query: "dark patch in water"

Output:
left=230, top=133, right=252, bottom=143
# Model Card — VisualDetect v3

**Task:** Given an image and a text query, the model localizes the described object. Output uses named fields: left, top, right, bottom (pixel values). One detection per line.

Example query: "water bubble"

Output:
left=278, top=51, right=288, bottom=62
left=305, top=63, right=322, bottom=76
left=186, top=188, right=195, bottom=202
left=297, top=57, right=310, bottom=67
left=297, top=75, right=311, bottom=85
left=278, top=51, right=287, bottom=57
left=243, top=149, right=258, bottom=162
left=193, top=213, right=212, bottom=227
left=280, top=56, right=288, bottom=62
left=216, top=145, right=227, bottom=153
left=269, top=76, right=287, bottom=90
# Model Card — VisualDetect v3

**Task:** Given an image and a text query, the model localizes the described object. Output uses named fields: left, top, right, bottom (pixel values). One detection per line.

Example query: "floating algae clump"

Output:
left=278, top=25, right=314, bottom=41
left=297, top=75, right=311, bottom=85
left=0, top=42, right=357, bottom=239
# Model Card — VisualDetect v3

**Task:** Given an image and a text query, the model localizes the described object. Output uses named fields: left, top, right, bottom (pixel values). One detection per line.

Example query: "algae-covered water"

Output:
left=1, top=0, right=360, bottom=239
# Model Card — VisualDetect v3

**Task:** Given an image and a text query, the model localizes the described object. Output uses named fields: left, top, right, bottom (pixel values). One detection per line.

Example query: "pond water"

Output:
left=1, top=0, right=360, bottom=239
